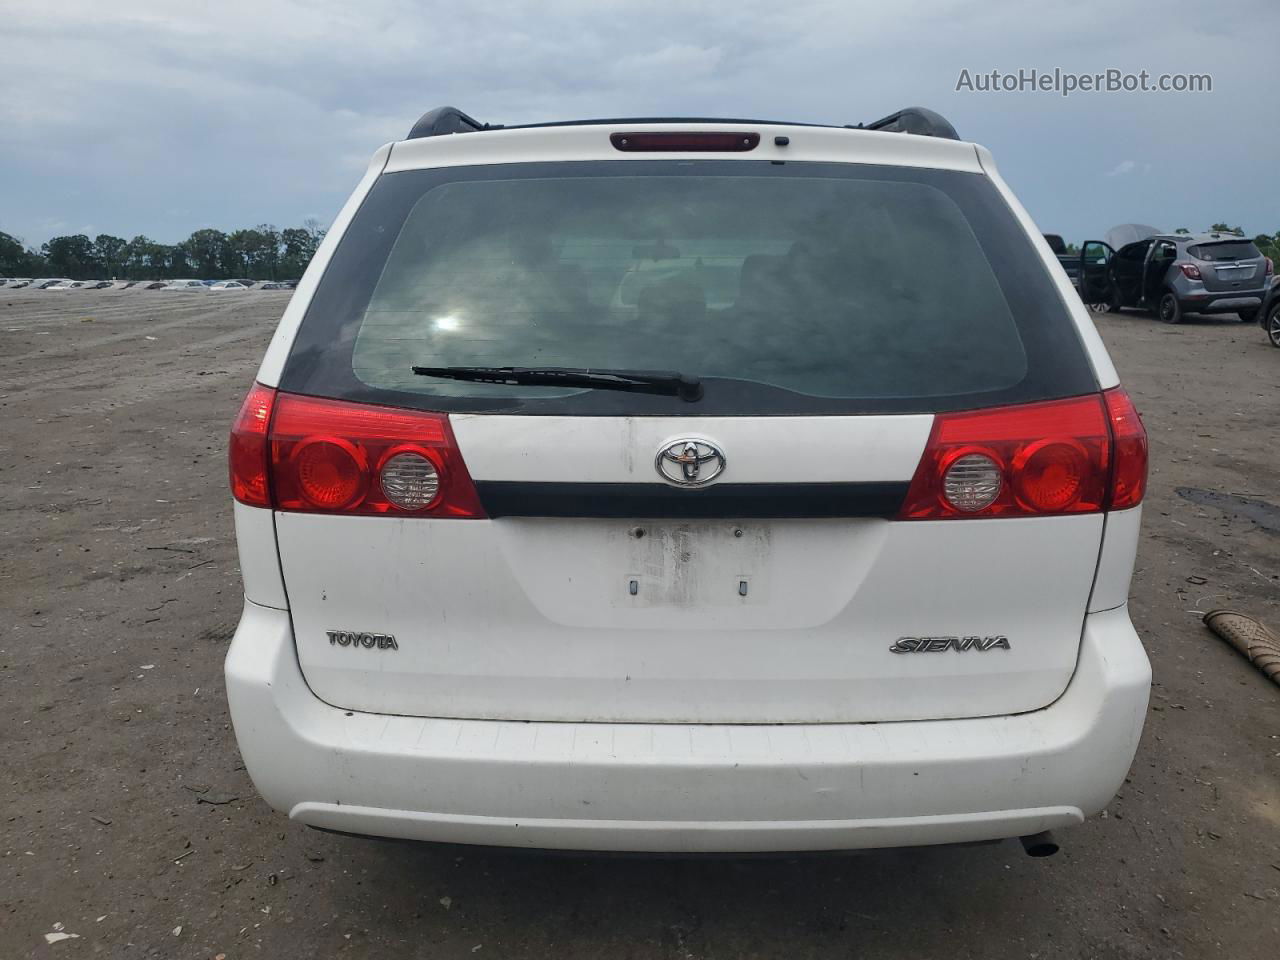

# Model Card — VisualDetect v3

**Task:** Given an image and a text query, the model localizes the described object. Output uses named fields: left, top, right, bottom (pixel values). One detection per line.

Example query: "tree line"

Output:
left=0, top=220, right=326, bottom=281
left=6, top=219, right=1279, bottom=282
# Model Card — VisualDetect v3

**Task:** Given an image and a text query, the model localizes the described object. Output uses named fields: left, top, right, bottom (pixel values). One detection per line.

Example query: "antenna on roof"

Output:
left=859, top=107, right=959, bottom=140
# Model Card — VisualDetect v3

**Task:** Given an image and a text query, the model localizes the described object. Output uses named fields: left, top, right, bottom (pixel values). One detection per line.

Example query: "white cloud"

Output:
left=1106, top=160, right=1137, bottom=177
left=0, top=0, right=1275, bottom=245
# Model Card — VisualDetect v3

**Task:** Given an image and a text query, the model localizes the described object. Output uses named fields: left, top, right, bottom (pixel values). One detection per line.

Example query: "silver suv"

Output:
left=1079, top=232, right=1273, bottom=324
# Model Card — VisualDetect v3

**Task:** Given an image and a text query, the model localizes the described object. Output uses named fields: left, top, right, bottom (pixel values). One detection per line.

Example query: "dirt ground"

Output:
left=1, top=289, right=1277, bottom=960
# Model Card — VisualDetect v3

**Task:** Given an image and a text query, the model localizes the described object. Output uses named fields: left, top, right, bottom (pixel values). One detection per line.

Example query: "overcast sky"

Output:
left=2, top=0, right=1275, bottom=249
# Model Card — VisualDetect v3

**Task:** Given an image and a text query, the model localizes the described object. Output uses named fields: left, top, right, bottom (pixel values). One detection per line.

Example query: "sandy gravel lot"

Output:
left=1, top=289, right=1277, bottom=959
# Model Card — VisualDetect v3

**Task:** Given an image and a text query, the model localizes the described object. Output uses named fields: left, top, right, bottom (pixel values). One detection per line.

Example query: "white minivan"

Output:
left=225, top=107, right=1151, bottom=856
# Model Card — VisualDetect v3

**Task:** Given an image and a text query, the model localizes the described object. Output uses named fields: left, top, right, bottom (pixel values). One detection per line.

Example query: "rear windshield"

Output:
left=1187, top=241, right=1259, bottom=261
left=283, top=161, right=1096, bottom=415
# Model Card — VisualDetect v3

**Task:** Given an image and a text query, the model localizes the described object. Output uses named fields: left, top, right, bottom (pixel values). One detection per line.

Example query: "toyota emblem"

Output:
left=655, top=439, right=726, bottom=487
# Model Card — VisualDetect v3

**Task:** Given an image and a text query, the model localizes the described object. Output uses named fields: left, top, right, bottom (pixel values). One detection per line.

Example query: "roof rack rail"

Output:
left=402, top=106, right=961, bottom=141
left=858, top=106, right=959, bottom=140
left=406, top=106, right=495, bottom=140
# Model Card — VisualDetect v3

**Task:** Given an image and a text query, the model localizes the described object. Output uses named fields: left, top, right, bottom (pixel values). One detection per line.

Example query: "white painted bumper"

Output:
left=224, top=601, right=1150, bottom=853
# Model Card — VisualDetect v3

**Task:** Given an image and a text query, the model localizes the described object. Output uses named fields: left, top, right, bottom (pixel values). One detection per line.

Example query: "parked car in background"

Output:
left=4, top=279, right=32, bottom=288
left=163, top=279, right=207, bottom=292
left=225, top=105, right=1151, bottom=858
left=1043, top=234, right=1084, bottom=295
left=46, top=280, right=90, bottom=290
left=210, top=280, right=249, bottom=291
left=143, top=281, right=168, bottom=290
left=259, top=281, right=290, bottom=290
left=1259, top=278, right=1280, bottom=348
left=230, top=278, right=257, bottom=287
left=29, top=278, right=72, bottom=289
left=87, top=280, right=114, bottom=289
left=1079, top=230, right=1273, bottom=324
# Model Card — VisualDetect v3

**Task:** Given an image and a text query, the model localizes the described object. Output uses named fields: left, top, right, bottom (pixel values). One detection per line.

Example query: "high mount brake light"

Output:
left=898, top=389, right=1147, bottom=519
left=229, top=386, right=485, bottom=518
left=610, top=132, right=760, bottom=152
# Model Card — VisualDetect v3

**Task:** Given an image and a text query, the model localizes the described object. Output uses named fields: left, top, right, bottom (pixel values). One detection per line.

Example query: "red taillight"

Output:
left=1013, top=439, right=1092, bottom=512
left=899, top=392, right=1146, bottom=519
left=1266, top=257, right=1274, bottom=277
left=1178, top=263, right=1202, bottom=280
left=292, top=438, right=366, bottom=509
left=229, top=383, right=276, bottom=507
left=1103, top=387, right=1148, bottom=510
left=227, top=387, right=485, bottom=518
left=610, top=132, right=760, bottom=152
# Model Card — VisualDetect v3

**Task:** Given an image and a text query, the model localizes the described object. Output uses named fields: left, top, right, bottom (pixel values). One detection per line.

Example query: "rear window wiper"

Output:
left=411, top=365, right=704, bottom=402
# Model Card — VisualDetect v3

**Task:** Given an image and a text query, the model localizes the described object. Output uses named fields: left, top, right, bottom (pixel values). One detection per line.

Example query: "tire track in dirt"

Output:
left=1, top=291, right=242, bottom=330
left=56, top=355, right=265, bottom=416
left=5, top=296, right=268, bottom=359
left=11, top=323, right=273, bottom=402
left=51, top=323, right=275, bottom=415
left=2, top=296, right=286, bottom=393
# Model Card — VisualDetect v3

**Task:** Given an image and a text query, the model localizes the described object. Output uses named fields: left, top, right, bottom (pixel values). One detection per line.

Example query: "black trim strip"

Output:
left=476, top=481, right=909, bottom=519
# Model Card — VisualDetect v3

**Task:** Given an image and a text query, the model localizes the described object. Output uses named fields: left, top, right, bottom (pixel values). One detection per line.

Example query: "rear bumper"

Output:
left=224, top=602, right=1150, bottom=853
left=1177, top=291, right=1265, bottom=314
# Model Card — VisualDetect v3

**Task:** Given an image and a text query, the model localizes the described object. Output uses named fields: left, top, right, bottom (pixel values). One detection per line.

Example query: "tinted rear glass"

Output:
left=1186, top=241, right=1260, bottom=261
left=283, top=161, right=1096, bottom=415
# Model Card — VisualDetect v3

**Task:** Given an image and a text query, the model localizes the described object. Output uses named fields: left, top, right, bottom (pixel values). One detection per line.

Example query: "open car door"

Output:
left=1079, top=240, right=1115, bottom=309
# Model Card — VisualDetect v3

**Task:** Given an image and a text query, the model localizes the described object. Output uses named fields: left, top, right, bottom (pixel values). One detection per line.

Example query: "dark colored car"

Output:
left=1044, top=234, right=1084, bottom=294
left=1079, top=233, right=1273, bottom=324
left=1259, top=279, right=1280, bottom=348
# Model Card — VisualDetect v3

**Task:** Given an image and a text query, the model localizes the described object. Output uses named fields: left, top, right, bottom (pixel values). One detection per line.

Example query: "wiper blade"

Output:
left=411, top=365, right=704, bottom=402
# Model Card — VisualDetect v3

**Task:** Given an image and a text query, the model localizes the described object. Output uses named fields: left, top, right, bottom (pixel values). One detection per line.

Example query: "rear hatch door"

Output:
left=270, top=147, right=1105, bottom=724
left=1191, top=239, right=1264, bottom=291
